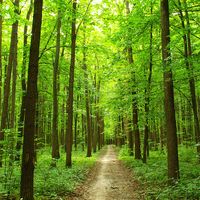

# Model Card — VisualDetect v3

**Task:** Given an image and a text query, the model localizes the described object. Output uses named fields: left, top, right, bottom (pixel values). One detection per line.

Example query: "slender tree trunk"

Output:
left=184, top=0, right=200, bottom=158
left=74, top=113, right=78, bottom=150
left=74, top=96, right=79, bottom=151
left=16, top=0, right=33, bottom=161
left=97, top=80, right=101, bottom=150
left=0, top=0, right=19, bottom=167
left=81, top=113, right=85, bottom=151
left=100, top=116, right=105, bottom=146
left=132, top=97, right=141, bottom=159
left=83, top=25, right=92, bottom=157
left=93, top=71, right=97, bottom=153
left=52, top=9, right=61, bottom=160
left=143, top=4, right=153, bottom=163
left=60, top=99, right=65, bottom=146
left=66, top=0, right=77, bottom=167
left=47, top=110, right=52, bottom=144
left=9, top=37, right=18, bottom=165
left=177, top=0, right=200, bottom=158
left=20, top=0, right=43, bottom=199
left=161, top=0, right=179, bottom=183
left=128, top=120, right=133, bottom=156
left=126, top=0, right=141, bottom=160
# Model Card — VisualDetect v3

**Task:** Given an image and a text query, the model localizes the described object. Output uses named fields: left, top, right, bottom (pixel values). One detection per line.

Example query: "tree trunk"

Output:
left=83, top=25, right=92, bottom=158
left=20, top=0, right=43, bottom=199
left=125, top=0, right=141, bottom=160
left=81, top=113, right=85, bottom=151
left=52, top=8, right=61, bottom=160
left=143, top=4, right=153, bottom=163
left=128, top=120, right=133, bottom=156
left=66, top=0, right=77, bottom=167
left=16, top=0, right=33, bottom=161
left=132, top=97, right=141, bottom=159
left=97, top=80, right=101, bottom=150
left=9, top=36, right=18, bottom=165
left=74, top=99, right=78, bottom=151
left=93, top=71, right=97, bottom=153
left=184, top=0, right=200, bottom=159
left=177, top=0, right=200, bottom=158
left=161, top=0, right=179, bottom=183
left=101, top=116, right=105, bottom=146
left=0, top=0, right=19, bottom=167
left=60, top=99, right=65, bottom=146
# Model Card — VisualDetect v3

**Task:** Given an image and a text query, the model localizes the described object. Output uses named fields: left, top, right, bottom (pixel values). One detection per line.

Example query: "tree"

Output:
left=0, top=0, right=19, bottom=167
left=128, top=120, right=134, bottom=156
left=66, top=0, right=77, bottom=167
left=52, top=7, right=61, bottom=162
left=83, top=25, right=92, bottom=158
left=176, top=0, right=200, bottom=160
left=125, top=0, right=141, bottom=160
left=20, top=0, right=43, bottom=199
left=160, top=0, right=179, bottom=183
left=143, top=1, right=153, bottom=164
left=16, top=0, right=33, bottom=161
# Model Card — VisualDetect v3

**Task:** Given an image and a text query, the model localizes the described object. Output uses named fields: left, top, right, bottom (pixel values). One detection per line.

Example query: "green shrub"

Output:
left=119, top=145, right=200, bottom=200
left=0, top=147, right=99, bottom=199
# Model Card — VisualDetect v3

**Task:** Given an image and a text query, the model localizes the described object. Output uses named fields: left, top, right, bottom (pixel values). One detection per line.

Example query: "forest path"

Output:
left=71, top=145, right=144, bottom=200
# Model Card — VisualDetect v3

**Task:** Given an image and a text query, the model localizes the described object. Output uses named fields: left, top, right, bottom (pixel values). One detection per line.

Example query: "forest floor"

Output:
left=69, top=145, right=145, bottom=200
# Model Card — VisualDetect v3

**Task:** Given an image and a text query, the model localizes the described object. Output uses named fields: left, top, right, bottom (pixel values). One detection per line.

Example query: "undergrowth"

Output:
left=0, top=147, right=99, bottom=199
left=119, top=145, right=200, bottom=200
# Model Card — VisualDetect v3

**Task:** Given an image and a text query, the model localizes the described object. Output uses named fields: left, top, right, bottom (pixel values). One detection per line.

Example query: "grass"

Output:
left=118, top=145, right=200, bottom=200
left=0, top=146, right=100, bottom=199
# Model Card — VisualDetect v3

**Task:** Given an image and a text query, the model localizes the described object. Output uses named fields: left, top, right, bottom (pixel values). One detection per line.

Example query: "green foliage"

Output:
left=35, top=148, right=98, bottom=199
left=0, top=148, right=99, bottom=199
left=119, top=145, right=200, bottom=199
left=0, top=129, right=20, bottom=198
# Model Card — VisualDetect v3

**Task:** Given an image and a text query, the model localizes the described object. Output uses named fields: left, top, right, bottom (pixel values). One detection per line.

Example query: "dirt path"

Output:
left=72, top=145, right=143, bottom=200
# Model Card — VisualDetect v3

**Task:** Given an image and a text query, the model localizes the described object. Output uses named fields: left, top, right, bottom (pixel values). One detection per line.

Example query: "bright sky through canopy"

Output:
left=92, top=0, right=102, bottom=4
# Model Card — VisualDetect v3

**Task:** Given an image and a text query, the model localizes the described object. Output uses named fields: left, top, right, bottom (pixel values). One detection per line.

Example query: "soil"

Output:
left=70, top=145, right=145, bottom=200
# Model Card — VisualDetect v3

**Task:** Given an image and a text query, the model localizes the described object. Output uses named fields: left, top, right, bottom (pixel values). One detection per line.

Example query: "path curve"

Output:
left=72, top=145, right=143, bottom=200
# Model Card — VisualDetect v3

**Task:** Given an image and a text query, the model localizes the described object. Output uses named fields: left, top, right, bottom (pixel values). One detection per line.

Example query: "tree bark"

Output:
left=83, top=25, right=92, bottom=157
left=176, top=0, right=200, bottom=158
left=9, top=34, right=18, bottom=165
left=161, top=0, right=179, bottom=183
left=184, top=0, right=200, bottom=159
left=93, top=70, right=97, bottom=153
left=81, top=113, right=85, bottom=151
left=16, top=0, right=33, bottom=161
left=20, top=0, right=43, bottom=199
left=66, top=0, right=77, bottom=167
left=143, top=3, right=153, bottom=163
left=60, top=99, right=65, bottom=146
left=128, top=120, right=133, bottom=156
left=97, top=80, right=101, bottom=150
left=74, top=94, right=79, bottom=151
left=74, top=112, right=78, bottom=151
left=0, top=0, right=19, bottom=167
left=125, top=0, right=141, bottom=160
left=52, top=8, right=61, bottom=160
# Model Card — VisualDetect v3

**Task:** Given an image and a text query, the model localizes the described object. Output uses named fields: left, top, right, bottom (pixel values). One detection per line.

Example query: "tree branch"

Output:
left=76, top=0, right=93, bottom=34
